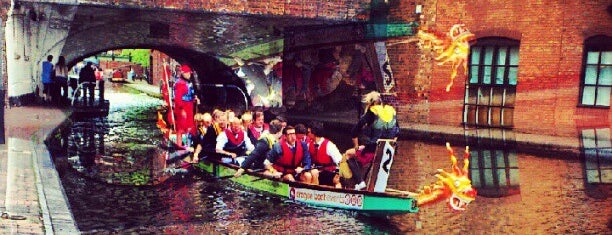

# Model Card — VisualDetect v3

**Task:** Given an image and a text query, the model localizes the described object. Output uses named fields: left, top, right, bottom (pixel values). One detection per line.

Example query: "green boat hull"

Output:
left=194, top=161, right=419, bottom=215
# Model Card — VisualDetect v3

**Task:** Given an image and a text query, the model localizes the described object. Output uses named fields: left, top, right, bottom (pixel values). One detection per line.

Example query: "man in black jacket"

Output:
left=78, top=62, right=96, bottom=106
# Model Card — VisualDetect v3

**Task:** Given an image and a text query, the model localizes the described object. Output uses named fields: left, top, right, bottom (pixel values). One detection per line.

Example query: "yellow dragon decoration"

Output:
left=390, top=24, right=476, bottom=92
left=402, top=142, right=477, bottom=211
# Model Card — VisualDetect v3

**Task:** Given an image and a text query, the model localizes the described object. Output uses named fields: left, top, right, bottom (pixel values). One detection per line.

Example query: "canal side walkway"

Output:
left=0, top=105, right=78, bottom=234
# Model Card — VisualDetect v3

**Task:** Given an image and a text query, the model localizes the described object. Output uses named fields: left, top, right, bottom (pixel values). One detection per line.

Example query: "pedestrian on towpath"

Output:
left=41, top=55, right=54, bottom=104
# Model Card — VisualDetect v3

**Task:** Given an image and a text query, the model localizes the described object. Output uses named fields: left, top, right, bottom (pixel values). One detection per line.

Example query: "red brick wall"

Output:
left=151, top=50, right=172, bottom=87
left=77, top=0, right=370, bottom=20
left=390, top=0, right=612, bottom=137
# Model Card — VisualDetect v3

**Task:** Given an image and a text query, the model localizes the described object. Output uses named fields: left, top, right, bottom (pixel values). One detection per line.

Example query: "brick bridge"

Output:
left=0, top=0, right=418, bottom=107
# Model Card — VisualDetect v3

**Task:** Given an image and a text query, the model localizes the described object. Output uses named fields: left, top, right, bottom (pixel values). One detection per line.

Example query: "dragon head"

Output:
left=416, top=143, right=477, bottom=211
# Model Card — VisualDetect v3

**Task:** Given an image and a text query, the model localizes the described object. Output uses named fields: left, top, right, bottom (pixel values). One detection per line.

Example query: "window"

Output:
left=580, top=35, right=612, bottom=107
left=464, top=38, right=519, bottom=128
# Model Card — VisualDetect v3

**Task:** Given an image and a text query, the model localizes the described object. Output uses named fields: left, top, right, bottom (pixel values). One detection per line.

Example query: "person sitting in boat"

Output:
left=307, top=122, right=342, bottom=188
left=226, top=109, right=236, bottom=125
left=350, top=91, right=399, bottom=190
left=295, top=123, right=310, bottom=144
left=276, top=115, right=288, bottom=142
left=263, top=125, right=313, bottom=183
left=341, top=146, right=367, bottom=190
left=240, top=111, right=252, bottom=130
left=191, top=112, right=216, bottom=163
left=215, top=117, right=254, bottom=165
left=276, top=115, right=288, bottom=130
left=246, top=111, right=269, bottom=144
left=234, top=119, right=283, bottom=177
left=212, top=109, right=228, bottom=134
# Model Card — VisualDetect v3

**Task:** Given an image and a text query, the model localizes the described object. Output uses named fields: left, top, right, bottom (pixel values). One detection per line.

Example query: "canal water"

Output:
left=46, top=84, right=611, bottom=234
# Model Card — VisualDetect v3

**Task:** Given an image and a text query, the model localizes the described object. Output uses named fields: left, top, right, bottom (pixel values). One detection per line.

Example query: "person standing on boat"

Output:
left=216, top=117, right=254, bottom=164
left=264, top=125, right=313, bottom=183
left=234, top=119, right=283, bottom=177
left=246, top=111, right=269, bottom=144
left=350, top=91, right=399, bottom=190
left=174, top=64, right=199, bottom=146
left=308, top=122, right=342, bottom=188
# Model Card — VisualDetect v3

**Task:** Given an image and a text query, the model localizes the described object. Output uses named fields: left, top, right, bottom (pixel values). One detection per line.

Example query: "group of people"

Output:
left=41, top=54, right=101, bottom=106
left=41, top=55, right=70, bottom=105
left=161, top=63, right=399, bottom=190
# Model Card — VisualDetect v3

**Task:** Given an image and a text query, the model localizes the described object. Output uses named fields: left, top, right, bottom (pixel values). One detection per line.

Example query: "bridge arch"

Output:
left=6, top=1, right=367, bottom=106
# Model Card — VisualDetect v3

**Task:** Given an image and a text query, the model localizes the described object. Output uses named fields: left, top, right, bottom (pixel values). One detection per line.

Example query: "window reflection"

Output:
left=580, top=128, right=612, bottom=185
left=465, top=128, right=520, bottom=197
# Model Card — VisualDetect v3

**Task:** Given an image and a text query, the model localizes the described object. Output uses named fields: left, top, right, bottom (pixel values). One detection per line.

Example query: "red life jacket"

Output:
left=223, top=129, right=247, bottom=156
left=272, top=141, right=304, bottom=174
left=248, top=123, right=269, bottom=140
left=310, top=139, right=336, bottom=172
left=225, top=129, right=245, bottom=145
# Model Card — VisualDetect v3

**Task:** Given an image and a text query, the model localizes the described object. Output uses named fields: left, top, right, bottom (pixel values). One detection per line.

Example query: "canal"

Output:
left=45, top=83, right=611, bottom=234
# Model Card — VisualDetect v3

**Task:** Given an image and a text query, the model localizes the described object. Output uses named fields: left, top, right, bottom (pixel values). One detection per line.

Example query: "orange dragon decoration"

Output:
left=391, top=24, right=475, bottom=92
left=405, top=142, right=477, bottom=211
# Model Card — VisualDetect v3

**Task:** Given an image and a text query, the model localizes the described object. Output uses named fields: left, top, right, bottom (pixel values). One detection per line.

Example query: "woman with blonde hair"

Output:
left=348, top=91, right=399, bottom=190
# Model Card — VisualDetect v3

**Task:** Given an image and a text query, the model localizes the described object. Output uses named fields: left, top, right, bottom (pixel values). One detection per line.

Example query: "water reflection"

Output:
left=45, top=89, right=611, bottom=233
left=464, top=128, right=520, bottom=197
left=580, top=127, right=612, bottom=199
left=66, top=118, right=169, bottom=186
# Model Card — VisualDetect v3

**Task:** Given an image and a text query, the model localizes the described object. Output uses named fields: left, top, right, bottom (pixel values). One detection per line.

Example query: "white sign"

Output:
left=373, top=141, right=394, bottom=192
left=289, top=187, right=363, bottom=209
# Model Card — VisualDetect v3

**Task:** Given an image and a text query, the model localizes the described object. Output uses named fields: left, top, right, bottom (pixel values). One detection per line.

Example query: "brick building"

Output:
left=384, top=1, right=611, bottom=139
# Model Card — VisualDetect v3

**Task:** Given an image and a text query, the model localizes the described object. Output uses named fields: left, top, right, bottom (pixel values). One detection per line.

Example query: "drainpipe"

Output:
left=0, top=15, right=5, bottom=144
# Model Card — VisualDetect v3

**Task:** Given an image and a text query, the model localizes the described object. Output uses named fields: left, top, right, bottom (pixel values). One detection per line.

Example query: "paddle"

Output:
left=385, top=188, right=418, bottom=198
left=250, top=166, right=326, bottom=182
left=158, top=142, right=186, bottom=152
left=216, top=168, right=266, bottom=180
left=166, top=150, right=192, bottom=164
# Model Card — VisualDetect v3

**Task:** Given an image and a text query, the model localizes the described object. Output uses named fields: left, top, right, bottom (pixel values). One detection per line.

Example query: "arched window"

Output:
left=580, top=35, right=612, bottom=107
left=464, top=37, right=519, bottom=128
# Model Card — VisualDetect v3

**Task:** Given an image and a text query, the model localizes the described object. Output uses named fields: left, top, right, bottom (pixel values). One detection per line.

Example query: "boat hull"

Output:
left=194, top=160, right=419, bottom=215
